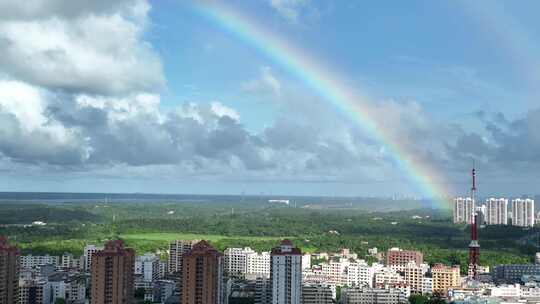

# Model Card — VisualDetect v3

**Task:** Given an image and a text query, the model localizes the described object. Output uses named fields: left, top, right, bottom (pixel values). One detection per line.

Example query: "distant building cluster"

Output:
left=454, top=197, right=536, bottom=227
left=5, top=233, right=540, bottom=303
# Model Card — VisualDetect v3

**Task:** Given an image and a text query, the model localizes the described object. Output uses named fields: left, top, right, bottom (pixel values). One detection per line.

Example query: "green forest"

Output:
left=0, top=200, right=537, bottom=273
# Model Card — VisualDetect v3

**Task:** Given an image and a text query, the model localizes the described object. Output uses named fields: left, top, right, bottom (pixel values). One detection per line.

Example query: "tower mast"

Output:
left=468, top=162, right=480, bottom=279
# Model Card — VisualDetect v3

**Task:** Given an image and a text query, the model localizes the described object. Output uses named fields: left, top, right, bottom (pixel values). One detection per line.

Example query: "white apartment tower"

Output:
left=224, top=247, right=257, bottom=277
left=168, top=239, right=199, bottom=274
left=486, top=198, right=508, bottom=225
left=453, top=197, right=475, bottom=224
left=347, top=260, right=375, bottom=288
left=247, top=251, right=271, bottom=278
left=512, top=199, right=535, bottom=227
left=404, top=262, right=427, bottom=293
left=271, top=240, right=302, bottom=304
left=83, top=245, right=101, bottom=271
left=135, top=253, right=160, bottom=282
left=321, top=258, right=349, bottom=286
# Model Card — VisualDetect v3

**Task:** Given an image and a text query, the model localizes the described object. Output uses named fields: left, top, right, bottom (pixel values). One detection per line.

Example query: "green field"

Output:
left=1, top=201, right=537, bottom=273
left=121, top=232, right=285, bottom=242
left=119, top=233, right=289, bottom=253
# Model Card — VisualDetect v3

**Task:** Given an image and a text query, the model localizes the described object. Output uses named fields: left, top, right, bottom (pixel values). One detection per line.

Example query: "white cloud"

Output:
left=0, top=80, right=87, bottom=164
left=0, top=0, right=163, bottom=95
left=267, top=0, right=311, bottom=23
left=0, top=0, right=137, bottom=19
left=211, top=102, right=240, bottom=121
left=242, top=66, right=281, bottom=97
left=0, top=80, right=45, bottom=132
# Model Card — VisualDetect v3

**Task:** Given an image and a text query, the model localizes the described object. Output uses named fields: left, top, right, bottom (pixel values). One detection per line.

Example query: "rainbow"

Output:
left=191, top=2, right=452, bottom=208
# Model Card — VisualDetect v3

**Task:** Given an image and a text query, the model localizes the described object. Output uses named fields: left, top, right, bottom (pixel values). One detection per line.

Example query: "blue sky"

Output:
left=0, top=0, right=539, bottom=198
left=151, top=1, right=536, bottom=121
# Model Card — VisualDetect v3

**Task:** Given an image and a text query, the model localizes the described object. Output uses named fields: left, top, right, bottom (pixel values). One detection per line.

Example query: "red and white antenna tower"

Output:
left=468, top=161, right=480, bottom=279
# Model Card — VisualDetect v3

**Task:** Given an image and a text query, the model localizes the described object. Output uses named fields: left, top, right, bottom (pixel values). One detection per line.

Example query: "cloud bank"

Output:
left=0, top=0, right=538, bottom=196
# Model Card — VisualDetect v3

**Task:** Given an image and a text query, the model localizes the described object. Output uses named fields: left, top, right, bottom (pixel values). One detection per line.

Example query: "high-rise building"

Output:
left=270, top=239, right=302, bottom=304
left=255, top=277, right=272, bottom=304
left=431, top=264, right=460, bottom=293
left=224, top=248, right=272, bottom=279
left=84, top=245, right=102, bottom=271
left=247, top=251, right=271, bottom=279
left=180, top=240, right=223, bottom=304
left=224, top=247, right=256, bottom=277
left=512, top=199, right=535, bottom=227
left=476, top=204, right=487, bottom=226
left=486, top=198, right=508, bottom=225
left=90, top=240, right=135, bottom=304
left=386, top=248, right=423, bottom=271
left=19, top=279, right=51, bottom=304
left=301, top=284, right=334, bottom=304
left=168, top=240, right=199, bottom=274
left=135, top=253, right=160, bottom=283
left=49, top=274, right=68, bottom=304
left=453, top=197, right=475, bottom=224
left=66, top=276, right=86, bottom=303
left=0, top=236, right=20, bottom=304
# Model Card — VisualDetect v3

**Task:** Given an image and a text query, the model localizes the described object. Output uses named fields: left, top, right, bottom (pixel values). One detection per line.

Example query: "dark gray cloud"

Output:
left=0, top=105, right=87, bottom=166
left=31, top=97, right=276, bottom=172
left=449, top=108, right=540, bottom=167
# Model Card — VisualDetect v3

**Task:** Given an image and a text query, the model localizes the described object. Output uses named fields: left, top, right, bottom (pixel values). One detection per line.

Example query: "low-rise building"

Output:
left=341, top=286, right=408, bottom=304
left=404, top=262, right=428, bottom=293
left=302, top=283, right=334, bottom=304
left=422, top=277, right=433, bottom=295
left=303, top=267, right=331, bottom=285
left=374, top=267, right=404, bottom=287
left=347, top=260, right=374, bottom=287
left=386, top=248, right=423, bottom=271
left=493, top=264, right=540, bottom=284
left=431, top=264, right=460, bottom=293
left=20, top=255, right=59, bottom=269
left=321, top=258, right=348, bottom=286
left=489, top=284, right=521, bottom=298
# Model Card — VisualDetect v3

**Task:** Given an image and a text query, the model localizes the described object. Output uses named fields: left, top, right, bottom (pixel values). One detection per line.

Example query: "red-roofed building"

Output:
left=386, top=248, right=423, bottom=270
left=0, top=236, right=20, bottom=304
left=181, top=240, right=223, bottom=304
left=90, top=240, right=135, bottom=304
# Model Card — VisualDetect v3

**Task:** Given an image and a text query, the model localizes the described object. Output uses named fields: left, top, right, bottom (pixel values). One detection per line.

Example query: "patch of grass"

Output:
left=120, top=232, right=284, bottom=242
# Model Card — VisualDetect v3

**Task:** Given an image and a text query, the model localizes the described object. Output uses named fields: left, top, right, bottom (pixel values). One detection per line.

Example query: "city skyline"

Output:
left=0, top=1, right=539, bottom=198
